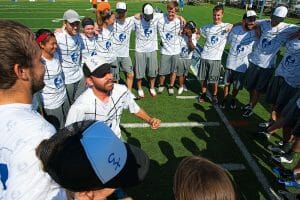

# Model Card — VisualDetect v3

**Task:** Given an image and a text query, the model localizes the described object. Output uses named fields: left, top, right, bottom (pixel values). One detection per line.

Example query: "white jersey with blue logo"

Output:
left=157, top=14, right=181, bottom=55
left=80, top=33, right=97, bottom=63
left=113, top=17, right=135, bottom=57
left=249, top=20, right=298, bottom=68
left=134, top=13, right=163, bottom=53
left=0, top=104, right=66, bottom=200
left=226, top=25, right=257, bottom=73
left=41, top=53, right=67, bottom=110
left=179, top=33, right=198, bottom=59
left=95, top=26, right=116, bottom=63
left=200, top=22, right=230, bottom=60
left=55, top=30, right=83, bottom=84
left=275, top=37, right=300, bottom=88
left=65, top=84, right=140, bottom=138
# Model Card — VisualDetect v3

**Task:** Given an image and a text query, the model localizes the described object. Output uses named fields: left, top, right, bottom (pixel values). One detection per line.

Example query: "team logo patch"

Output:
left=180, top=47, right=189, bottom=57
left=211, top=36, right=219, bottom=45
left=54, top=75, right=64, bottom=89
left=70, top=52, right=79, bottom=63
left=108, top=153, right=121, bottom=171
left=261, top=38, right=272, bottom=48
left=236, top=44, right=245, bottom=54
left=105, top=41, right=112, bottom=50
left=284, top=55, right=296, bottom=67
left=144, top=28, right=152, bottom=37
left=165, top=32, right=173, bottom=41
left=119, top=33, right=126, bottom=42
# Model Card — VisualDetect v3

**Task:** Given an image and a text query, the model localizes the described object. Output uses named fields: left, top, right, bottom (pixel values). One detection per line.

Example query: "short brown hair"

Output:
left=173, top=156, right=236, bottom=200
left=213, top=5, right=224, bottom=13
left=0, top=20, right=40, bottom=89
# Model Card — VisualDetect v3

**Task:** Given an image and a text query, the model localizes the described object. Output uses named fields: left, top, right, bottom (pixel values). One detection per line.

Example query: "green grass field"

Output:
left=1, top=0, right=300, bottom=199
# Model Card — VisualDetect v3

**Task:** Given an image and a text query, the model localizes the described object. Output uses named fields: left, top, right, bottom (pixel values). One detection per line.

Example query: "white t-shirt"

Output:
left=200, top=22, right=230, bottom=60
left=80, top=33, right=97, bottom=63
left=134, top=13, right=163, bottom=53
left=179, top=33, right=198, bottom=59
left=157, top=14, right=181, bottom=55
left=95, top=26, right=116, bottom=63
left=226, top=25, right=257, bottom=72
left=275, top=37, right=300, bottom=88
left=65, top=84, right=140, bottom=138
left=41, top=53, right=67, bottom=109
left=55, top=30, right=83, bottom=84
left=113, top=17, right=135, bottom=57
left=0, top=104, right=66, bottom=200
left=249, top=20, right=298, bottom=68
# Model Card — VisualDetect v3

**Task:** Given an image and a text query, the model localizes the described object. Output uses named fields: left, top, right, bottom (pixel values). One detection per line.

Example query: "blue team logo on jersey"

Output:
left=165, top=33, right=173, bottom=41
left=261, top=38, right=272, bottom=48
left=91, top=50, right=97, bottom=57
left=54, top=76, right=64, bottom=89
left=180, top=47, right=189, bottom=57
left=236, top=44, right=245, bottom=54
left=285, top=55, right=296, bottom=67
left=211, top=36, right=219, bottom=45
left=70, top=52, right=79, bottom=63
left=105, top=41, right=112, bottom=49
left=119, top=33, right=126, bottom=42
left=144, top=28, right=152, bottom=38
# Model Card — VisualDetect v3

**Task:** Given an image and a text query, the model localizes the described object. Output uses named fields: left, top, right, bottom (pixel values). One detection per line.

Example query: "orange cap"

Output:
left=97, top=2, right=111, bottom=12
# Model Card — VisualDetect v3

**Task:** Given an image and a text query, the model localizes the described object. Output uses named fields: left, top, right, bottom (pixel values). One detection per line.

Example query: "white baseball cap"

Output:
left=246, top=10, right=257, bottom=17
left=63, top=9, right=80, bottom=23
left=83, top=56, right=111, bottom=77
left=273, top=6, right=288, bottom=18
left=143, top=4, right=154, bottom=20
left=116, top=2, right=126, bottom=12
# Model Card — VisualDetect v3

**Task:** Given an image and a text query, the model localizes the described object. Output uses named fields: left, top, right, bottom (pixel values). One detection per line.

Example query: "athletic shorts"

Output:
left=244, top=62, right=274, bottom=93
left=110, top=60, right=119, bottom=81
left=224, top=69, right=245, bottom=90
left=281, top=92, right=300, bottom=128
left=135, top=51, right=158, bottom=79
left=177, top=59, right=191, bottom=76
left=159, top=54, right=179, bottom=75
left=265, top=76, right=298, bottom=113
left=197, top=59, right=222, bottom=84
left=117, top=57, right=133, bottom=74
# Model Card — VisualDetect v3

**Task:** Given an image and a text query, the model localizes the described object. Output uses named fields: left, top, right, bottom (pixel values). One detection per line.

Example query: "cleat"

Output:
left=241, top=103, right=251, bottom=111
left=137, top=89, right=145, bottom=98
left=220, top=99, right=226, bottom=109
left=149, top=88, right=157, bottom=97
left=168, top=87, right=174, bottom=96
left=257, top=131, right=271, bottom=139
left=178, top=87, right=184, bottom=95
left=272, top=154, right=293, bottom=164
left=258, top=120, right=274, bottom=128
left=242, top=108, right=253, bottom=117
left=158, top=86, right=164, bottom=94
left=183, top=84, right=188, bottom=91
left=230, top=99, right=237, bottom=109
left=198, top=93, right=206, bottom=103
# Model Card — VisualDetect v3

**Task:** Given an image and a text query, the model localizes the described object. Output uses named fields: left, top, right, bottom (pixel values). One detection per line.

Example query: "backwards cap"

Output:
left=36, top=121, right=150, bottom=192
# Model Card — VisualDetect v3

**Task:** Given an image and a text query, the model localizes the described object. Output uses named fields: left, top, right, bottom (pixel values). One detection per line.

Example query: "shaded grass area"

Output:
left=1, top=1, right=300, bottom=199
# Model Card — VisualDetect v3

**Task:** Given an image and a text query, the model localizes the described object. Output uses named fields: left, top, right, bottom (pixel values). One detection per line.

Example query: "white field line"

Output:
left=121, top=121, right=219, bottom=128
left=176, top=96, right=198, bottom=99
left=213, top=98, right=277, bottom=200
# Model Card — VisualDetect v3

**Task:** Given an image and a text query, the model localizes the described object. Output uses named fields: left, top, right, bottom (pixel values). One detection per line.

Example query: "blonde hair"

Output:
left=173, top=156, right=236, bottom=200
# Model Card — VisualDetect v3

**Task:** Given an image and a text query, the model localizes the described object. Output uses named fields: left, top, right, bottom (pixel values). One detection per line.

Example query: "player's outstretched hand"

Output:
left=148, top=118, right=161, bottom=129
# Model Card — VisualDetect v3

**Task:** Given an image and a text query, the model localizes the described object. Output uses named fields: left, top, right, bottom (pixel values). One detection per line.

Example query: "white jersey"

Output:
left=95, top=26, right=116, bottom=63
left=55, top=30, right=83, bottom=84
left=249, top=20, right=298, bottom=68
left=134, top=13, right=163, bottom=53
left=0, top=104, right=66, bottom=200
left=275, top=37, right=300, bottom=88
left=200, top=22, right=230, bottom=60
left=157, top=14, right=181, bottom=55
left=41, top=53, right=67, bottom=109
left=179, top=33, right=198, bottom=59
left=80, top=33, right=97, bottom=63
left=113, top=17, right=135, bottom=57
left=226, top=25, right=257, bottom=73
left=65, top=84, right=140, bottom=138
